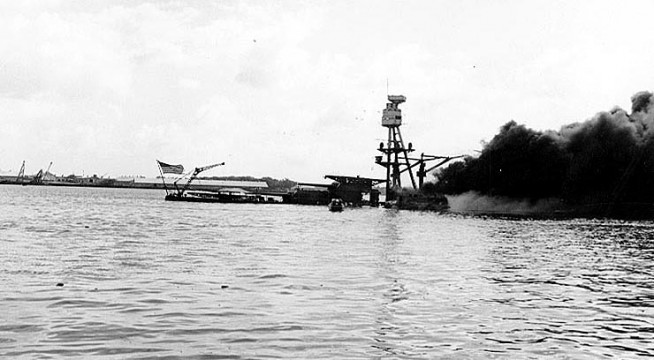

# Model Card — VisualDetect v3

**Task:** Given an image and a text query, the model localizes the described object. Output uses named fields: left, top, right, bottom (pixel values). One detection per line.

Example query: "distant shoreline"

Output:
left=0, top=178, right=287, bottom=195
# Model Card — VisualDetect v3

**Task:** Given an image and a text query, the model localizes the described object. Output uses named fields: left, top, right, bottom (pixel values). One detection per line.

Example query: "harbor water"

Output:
left=0, top=186, right=653, bottom=359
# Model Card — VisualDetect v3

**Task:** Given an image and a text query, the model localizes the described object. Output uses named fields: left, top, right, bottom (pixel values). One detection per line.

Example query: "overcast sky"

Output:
left=2, top=0, right=653, bottom=182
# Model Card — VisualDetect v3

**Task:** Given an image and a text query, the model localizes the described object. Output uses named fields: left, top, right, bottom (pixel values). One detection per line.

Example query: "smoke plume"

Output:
left=446, top=192, right=562, bottom=216
left=435, top=91, right=654, bottom=217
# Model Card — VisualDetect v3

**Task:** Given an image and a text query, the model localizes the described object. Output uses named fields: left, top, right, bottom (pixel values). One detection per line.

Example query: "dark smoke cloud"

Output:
left=631, top=91, right=654, bottom=114
left=435, top=91, right=654, bottom=217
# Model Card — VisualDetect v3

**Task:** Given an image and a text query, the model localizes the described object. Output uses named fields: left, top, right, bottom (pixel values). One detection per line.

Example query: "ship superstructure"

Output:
left=375, top=95, right=462, bottom=203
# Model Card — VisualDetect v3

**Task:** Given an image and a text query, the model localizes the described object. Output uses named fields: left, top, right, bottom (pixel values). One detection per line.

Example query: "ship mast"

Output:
left=376, top=95, right=415, bottom=201
left=375, top=95, right=463, bottom=202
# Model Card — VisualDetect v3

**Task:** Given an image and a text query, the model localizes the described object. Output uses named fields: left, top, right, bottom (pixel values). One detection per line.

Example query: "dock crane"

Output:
left=31, top=162, right=53, bottom=185
left=16, top=161, right=25, bottom=184
left=168, top=162, right=225, bottom=198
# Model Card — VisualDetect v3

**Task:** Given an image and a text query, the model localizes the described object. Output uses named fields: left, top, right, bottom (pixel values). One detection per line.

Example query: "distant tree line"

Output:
left=203, top=176, right=297, bottom=191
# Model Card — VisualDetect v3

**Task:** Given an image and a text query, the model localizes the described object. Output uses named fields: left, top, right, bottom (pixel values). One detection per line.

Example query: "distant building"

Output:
left=117, top=177, right=269, bottom=191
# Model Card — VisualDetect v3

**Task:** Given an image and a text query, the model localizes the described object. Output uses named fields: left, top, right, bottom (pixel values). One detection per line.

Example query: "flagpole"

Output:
left=156, top=160, right=169, bottom=195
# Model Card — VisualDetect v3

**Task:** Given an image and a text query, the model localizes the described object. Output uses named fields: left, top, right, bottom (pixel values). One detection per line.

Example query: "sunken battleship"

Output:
left=3, top=95, right=460, bottom=212
left=159, top=94, right=460, bottom=210
left=375, top=95, right=461, bottom=210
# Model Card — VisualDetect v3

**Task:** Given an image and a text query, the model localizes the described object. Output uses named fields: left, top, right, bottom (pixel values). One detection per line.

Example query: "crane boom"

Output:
left=195, top=162, right=225, bottom=174
left=173, top=162, right=225, bottom=196
left=16, top=161, right=25, bottom=183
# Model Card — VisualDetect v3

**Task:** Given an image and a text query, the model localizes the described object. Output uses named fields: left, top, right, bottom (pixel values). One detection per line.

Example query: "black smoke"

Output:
left=435, top=91, right=654, bottom=216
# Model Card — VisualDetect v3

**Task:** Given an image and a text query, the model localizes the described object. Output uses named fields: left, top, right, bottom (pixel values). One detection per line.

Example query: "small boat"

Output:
left=328, top=198, right=344, bottom=212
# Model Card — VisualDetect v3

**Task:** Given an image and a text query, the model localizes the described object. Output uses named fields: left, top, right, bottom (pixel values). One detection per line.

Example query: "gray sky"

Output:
left=2, top=0, right=653, bottom=182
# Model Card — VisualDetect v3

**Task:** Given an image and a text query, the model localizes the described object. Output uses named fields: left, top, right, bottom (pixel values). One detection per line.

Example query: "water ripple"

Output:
left=1, top=187, right=654, bottom=358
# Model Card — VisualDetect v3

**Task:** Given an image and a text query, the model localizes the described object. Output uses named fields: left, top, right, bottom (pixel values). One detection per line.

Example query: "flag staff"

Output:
left=156, top=160, right=169, bottom=195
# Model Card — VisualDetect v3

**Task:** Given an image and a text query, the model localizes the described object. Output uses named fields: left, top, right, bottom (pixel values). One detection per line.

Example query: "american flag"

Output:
left=157, top=160, right=184, bottom=174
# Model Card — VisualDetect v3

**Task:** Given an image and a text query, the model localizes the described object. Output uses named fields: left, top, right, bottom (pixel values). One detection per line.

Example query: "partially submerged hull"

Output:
left=384, top=192, right=450, bottom=211
left=165, top=191, right=277, bottom=204
left=384, top=200, right=449, bottom=211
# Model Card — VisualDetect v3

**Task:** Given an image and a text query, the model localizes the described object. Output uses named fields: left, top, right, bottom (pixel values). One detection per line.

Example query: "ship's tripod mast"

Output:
left=376, top=95, right=412, bottom=201
left=375, top=95, right=462, bottom=201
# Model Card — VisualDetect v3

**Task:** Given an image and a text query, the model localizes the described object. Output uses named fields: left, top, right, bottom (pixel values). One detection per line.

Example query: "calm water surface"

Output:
left=0, top=186, right=653, bottom=359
